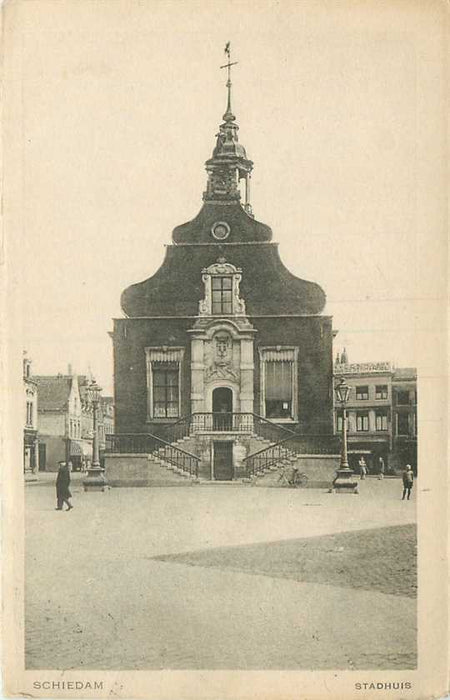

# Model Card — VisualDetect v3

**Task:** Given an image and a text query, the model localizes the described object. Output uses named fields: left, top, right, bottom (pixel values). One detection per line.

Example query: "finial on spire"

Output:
left=220, top=41, right=238, bottom=122
left=203, top=45, right=253, bottom=212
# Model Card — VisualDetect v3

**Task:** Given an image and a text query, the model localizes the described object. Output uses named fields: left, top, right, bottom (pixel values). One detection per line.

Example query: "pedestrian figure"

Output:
left=378, top=456, right=385, bottom=480
left=402, top=464, right=414, bottom=500
left=358, top=456, right=367, bottom=480
left=56, top=462, right=73, bottom=511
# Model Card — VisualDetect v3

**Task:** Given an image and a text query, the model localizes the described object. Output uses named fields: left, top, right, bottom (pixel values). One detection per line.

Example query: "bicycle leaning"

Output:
left=277, top=466, right=309, bottom=488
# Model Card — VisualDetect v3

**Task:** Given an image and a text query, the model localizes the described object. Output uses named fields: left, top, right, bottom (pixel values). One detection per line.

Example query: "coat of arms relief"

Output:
left=205, top=332, right=239, bottom=382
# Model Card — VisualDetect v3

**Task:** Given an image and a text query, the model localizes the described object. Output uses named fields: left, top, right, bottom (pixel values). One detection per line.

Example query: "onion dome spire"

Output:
left=203, top=43, right=254, bottom=215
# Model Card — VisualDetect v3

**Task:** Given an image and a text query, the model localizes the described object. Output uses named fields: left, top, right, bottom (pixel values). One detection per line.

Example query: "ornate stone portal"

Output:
left=188, top=259, right=256, bottom=416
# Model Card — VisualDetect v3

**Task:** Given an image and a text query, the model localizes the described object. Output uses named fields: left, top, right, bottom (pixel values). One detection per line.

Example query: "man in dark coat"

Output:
left=56, top=462, right=73, bottom=510
left=401, top=465, right=414, bottom=500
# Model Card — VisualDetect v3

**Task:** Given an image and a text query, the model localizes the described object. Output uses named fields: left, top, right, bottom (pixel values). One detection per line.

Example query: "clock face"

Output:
left=211, top=221, right=230, bottom=241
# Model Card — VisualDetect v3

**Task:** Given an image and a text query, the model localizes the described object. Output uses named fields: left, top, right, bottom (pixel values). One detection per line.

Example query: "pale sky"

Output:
left=9, top=0, right=447, bottom=395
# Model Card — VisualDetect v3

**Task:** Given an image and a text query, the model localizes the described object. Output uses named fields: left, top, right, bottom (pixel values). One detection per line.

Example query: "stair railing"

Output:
left=243, top=433, right=340, bottom=477
left=155, top=414, right=193, bottom=443
left=251, top=413, right=297, bottom=442
left=155, top=412, right=298, bottom=444
left=105, top=433, right=200, bottom=477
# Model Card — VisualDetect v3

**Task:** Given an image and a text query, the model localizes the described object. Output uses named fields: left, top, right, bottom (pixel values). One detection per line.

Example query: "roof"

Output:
left=393, top=367, right=417, bottom=381
left=77, top=375, right=91, bottom=401
left=101, top=396, right=114, bottom=405
left=35, top=375, right=73, bottom=411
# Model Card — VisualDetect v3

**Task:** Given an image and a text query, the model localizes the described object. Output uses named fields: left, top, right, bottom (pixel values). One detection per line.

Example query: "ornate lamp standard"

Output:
left=83, top=379, right=108, bottom=492
left=333, top=378, right=358, bottom=494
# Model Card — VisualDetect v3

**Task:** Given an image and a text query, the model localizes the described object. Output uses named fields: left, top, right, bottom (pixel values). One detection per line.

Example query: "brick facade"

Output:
left=112, top=77, right=335, bottom=475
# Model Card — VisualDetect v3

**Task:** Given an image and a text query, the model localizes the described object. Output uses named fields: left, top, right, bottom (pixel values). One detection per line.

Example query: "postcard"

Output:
left=2, top=1, right=448, bottom=699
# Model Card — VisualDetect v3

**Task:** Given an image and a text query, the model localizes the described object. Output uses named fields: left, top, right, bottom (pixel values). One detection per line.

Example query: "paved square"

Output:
left=26, top=476, right=416, bottom=670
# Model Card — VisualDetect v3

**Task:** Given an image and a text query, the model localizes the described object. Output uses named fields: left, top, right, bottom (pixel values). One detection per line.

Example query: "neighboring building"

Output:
left=101, top=396, right=115, bottom=440
left=23, top=353, right=38, bottom=478
left=78, top=375, right=97, bottom=459
left=111, top=61, right=335, bottom=481
left=334, top=353, right=417, bottom=472
left=36, top=372, right=94, bottom=471
left=391, top=367, right=417, bottom=472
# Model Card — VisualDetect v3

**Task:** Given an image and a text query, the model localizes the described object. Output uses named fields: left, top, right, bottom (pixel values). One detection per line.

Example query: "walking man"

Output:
left=402, top=464, right=414, bottom=500
left=56, top=461, right=74, bottom=511
left=378, top=456, right=385, bottom=480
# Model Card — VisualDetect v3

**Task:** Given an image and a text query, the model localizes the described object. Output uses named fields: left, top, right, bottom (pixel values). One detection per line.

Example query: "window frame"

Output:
left=356, top=412, right=369, bottom=432
left=152, top=365, right=180, bottom=419
left=26, top=401, right=33, bottom=427
left=356, top=385, right=369, bottom=400
left=211, top=275, right=233, bottom=315
left=396, top=390, right=410, bottom=406
left=145, top=347, right=185, bottom=421
left=375, top=384, right=388, bottom=400
left=375, top=410, right=388, bottom=431
left=259, top=347, right=299, bottom=423
left=397, top=412, right=409, bottom=436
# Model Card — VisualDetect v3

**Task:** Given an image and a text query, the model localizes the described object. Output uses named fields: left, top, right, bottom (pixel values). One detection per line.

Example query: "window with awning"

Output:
left=259, top=347, right=298, bottom=420
left=145, top=347, right=185, bottom=420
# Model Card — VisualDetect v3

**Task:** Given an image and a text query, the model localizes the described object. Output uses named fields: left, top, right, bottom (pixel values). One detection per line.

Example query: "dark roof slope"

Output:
left=121, top=242, right=326, bottom=317
left=121, top=201, right=326, bottom=317
left=172, top=202, right=272, bottom=244
left=35, top=375, right=73, bottom=410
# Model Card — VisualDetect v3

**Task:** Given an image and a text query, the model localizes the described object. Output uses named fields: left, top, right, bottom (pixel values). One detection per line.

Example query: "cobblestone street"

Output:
left=26, top=476, right=416, bottom=670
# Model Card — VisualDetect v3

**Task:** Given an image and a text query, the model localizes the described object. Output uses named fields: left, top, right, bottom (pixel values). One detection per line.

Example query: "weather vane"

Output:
left=220, top=42, right=238, bottom=120
left=220, top=42, right=238, bottom=83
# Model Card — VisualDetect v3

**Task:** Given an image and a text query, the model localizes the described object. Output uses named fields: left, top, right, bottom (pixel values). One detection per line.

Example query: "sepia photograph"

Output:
left=2, top=1, right=448, bottom=699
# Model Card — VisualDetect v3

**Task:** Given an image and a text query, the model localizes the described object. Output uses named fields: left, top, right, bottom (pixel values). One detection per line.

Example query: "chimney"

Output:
left=68, top=363, right=73, bottom=376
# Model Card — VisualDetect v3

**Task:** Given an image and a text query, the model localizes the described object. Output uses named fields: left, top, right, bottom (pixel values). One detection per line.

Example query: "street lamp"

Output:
left=83, top=379, right=108, bottom=492
left=333, top=378, right=358, bottom=494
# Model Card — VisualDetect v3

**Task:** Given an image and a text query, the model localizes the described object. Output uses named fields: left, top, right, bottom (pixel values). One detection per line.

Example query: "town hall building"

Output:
left=110, top=53, right=336, bottom=483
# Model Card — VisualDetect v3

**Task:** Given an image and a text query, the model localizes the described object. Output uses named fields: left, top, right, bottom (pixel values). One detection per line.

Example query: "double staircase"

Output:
left=105, top=413, right=340, bottom=485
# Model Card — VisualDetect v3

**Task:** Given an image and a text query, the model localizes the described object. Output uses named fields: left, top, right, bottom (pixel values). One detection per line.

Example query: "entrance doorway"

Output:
left=213, top=441, right=233, bottom=481
left=212, top=387, right=233, bottom=430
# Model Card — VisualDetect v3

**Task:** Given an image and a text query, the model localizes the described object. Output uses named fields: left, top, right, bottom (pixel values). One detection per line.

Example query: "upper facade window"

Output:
left=375, top=385, right=388, bottom=400
left=356, top=386, right=369, bottom=400
left=396, top=390, right=410, bottom=405
left=211, top=276, right=233, bottom=315
left=25, top=401, right=33, bottom=427
left=259, top=347, right=299, bottom=422
left=199, top=258, right=246, bottom=317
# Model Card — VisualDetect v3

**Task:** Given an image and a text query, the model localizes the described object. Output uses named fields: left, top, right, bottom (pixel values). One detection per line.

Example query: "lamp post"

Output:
left=333, top=378, right=358, bottom=494
left=83, top=379, right=108, bottom=492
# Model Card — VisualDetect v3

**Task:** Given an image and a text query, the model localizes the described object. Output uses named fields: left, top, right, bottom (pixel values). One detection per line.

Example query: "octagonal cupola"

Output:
left=203, top=43, right=253, bottom=214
